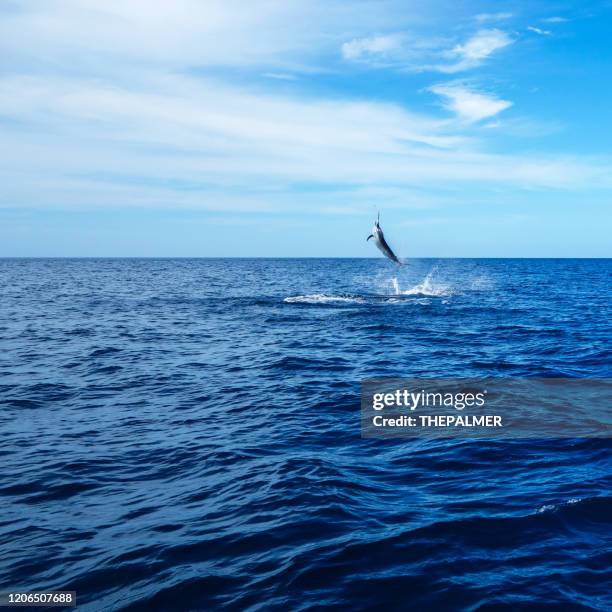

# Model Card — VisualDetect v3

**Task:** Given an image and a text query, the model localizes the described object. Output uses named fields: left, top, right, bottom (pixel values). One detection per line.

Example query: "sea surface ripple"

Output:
left=0, top=258, right=610, bottom=610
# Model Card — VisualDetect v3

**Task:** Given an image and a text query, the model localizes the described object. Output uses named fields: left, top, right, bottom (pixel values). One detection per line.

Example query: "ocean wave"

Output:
left=537, top=497, right=583, bottom=514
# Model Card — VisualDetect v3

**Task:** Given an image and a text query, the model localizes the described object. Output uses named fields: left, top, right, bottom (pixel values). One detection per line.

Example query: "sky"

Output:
left=1, top=0, right=611, bottom=257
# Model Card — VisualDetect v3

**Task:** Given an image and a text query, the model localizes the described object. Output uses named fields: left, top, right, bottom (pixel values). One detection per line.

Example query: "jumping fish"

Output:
left=367, top=213, right=402, bottom=265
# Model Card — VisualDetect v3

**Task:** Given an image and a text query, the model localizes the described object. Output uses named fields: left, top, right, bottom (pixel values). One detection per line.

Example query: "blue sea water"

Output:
left=0, top=258, right=610, bottom=611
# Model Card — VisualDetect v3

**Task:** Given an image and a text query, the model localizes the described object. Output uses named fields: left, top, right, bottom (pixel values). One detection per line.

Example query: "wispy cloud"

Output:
left=3, top=69, right=606, bottom=216
left=429, top=83, right=513, bottom=122
left=0, top=0, right=609, bottom=221
left=527, top=26, right=552, bottom=36
left=342, top=28, right=514, bottom=74
left=434, top=29, right=513, bottom=73
left=475, top=12, right=513, bottom=23
left=341, top=34, right=404, bottom=60
left=0, top=0, right=404, bottom=72
left=263, top=73, right=298, bottom=81
left=542, top=16, right=568, bottom=23
left=450, top=29, right=513, bottom=64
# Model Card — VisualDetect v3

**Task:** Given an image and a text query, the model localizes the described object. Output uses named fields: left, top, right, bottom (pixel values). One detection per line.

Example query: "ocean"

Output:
left=1, top=258, right=610, bottom=610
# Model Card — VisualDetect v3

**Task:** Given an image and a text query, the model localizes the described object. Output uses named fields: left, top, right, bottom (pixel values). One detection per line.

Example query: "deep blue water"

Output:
left=1, top=258, right=611, bottom=611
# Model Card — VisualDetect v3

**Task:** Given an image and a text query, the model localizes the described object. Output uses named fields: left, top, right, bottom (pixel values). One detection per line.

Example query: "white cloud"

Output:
left=341, top=34, right=404, bottom=60
left=2, top=70, right=607, bottom=215
left=542, top=16, right=568, bottom=23
left=344, top=28, right=514, bottom=74
left=263, top=73, right=298, bottom=81
left=527, top=26, right=552, bottom=36
left=430, top=83, right=513, bottom=122
left=475, top=12, right=513, bottom=23
left=0, top=0, right=400, bottom=72
left=0, top=0, right=609, bottom=219
left=451, top=29, right=513, bottom=62
left=433, top=29, right=513, bottom=73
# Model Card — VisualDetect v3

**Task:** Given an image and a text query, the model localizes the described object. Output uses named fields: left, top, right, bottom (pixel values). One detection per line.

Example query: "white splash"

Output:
left=537, top=497, right=582, bottom=514
left=286, top=265, right=491, bottom=306
left=396, top=269, right=452, bottom=297
left=284, top=294, right=365, bottom=304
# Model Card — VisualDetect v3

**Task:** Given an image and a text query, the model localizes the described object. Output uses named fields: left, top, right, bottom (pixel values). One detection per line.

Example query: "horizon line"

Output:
left=1, top=256, right=610, bottom=260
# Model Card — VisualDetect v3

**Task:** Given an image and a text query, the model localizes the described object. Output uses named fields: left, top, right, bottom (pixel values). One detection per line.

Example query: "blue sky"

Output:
left=1, top=0, right=611, bottom=257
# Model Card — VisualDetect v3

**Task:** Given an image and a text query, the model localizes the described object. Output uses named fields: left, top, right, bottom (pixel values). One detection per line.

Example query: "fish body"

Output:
left=367, top=215, right=402, bottom=265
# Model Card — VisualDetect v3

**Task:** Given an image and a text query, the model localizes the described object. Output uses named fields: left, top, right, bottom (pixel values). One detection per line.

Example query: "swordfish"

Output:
left=367, top=214, right=402, bottom=265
